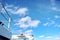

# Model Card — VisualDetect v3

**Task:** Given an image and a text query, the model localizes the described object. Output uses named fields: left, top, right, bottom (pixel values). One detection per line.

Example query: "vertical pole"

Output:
left=8, top=18, right=11, bottom=30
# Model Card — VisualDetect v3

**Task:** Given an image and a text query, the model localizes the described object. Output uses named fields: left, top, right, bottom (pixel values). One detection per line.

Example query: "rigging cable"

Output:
left=0, top=2, right=12, bottom=21
left=1, top=3, right=11, bottom=18
left=0, top=12, right=8, bottom=21
left=0, top=2, right=12, bottom=29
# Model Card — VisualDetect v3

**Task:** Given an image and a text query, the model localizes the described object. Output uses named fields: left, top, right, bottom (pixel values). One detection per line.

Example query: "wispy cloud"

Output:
left=39, top=35, right=52, bottom=39
left=43, top=20, right=55, bottom=27
left=39, top=35, right=45, bottom=38
left=39, top=35, right=53, bottom=39
left=24, top=30, right=33, bottom=35
left=45, top=36, right=53, bottom=39
left=39, top=35, right=60, bottom=40
left=51, top=7, right=60, bottom=11
left=58, top=24, right=60, bottom=27
left=43, top=20, right=60, bottom=28
left=4, top=4, right=28, bottom=16
left=15, top=8, right=28, bottom=16
left=14, top=16, right=40, bottom=28
left=43, top=22, right=49, bottom=26
left=50, top=0, right=60, bottom=11
left=54, top=15, right=60, bottom=19
left=54, top=24, right=60, bottom=28
left=56, top=37, right=60, bottom=40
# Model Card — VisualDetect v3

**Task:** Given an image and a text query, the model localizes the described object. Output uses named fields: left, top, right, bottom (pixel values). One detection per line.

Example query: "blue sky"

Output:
left=0, top=0, right=60, bottom=40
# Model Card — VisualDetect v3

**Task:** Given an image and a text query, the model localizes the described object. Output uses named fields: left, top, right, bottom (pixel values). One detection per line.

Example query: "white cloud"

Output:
left=48, top=20, right=55, bottom=26
left=43, top=20, right=55, bottom=26
left=24, top=30, right=33, bottom=36
left=51, top=7, right=60, bottom=11
left=43, top=22, right=49, bottom=26
left=15, top=16, right=40, bottom=28
left=43, top=19, right=60, bottom=28
left=15, top=8, right=28, bottom=16
left=39, top=35, right=45, bottom=38
left=5, top=4, right=14, bottom=8
left=51, top=7, right=57, bottom=10
left=55, top=24, right=60, bottom=28
left=29, top=20, right=40, bottom=27
left=39, top=35, right=60, bottom=40
left=4, top=4, right=28, bottom=16
left=53, top=23, right=60, bottom=28
left=58, top=25, right=60, bottom=27
left=46, top=36, right=53, bottom=39
left=56, top=37, right=60, bottom=40
left=50, top=0, right=60, bottom=11
left=43, top=17, right=60, bottom=28
left=54, top=15, right=60, bottom=19
left=39, top=35, right=53, bottom=39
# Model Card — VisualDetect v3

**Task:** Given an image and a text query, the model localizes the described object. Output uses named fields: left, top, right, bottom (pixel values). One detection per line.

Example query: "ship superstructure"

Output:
left=0, top=22, right=12, bottom=40
left=12, top=33, right=34, bottom=40
left=0, top=2, right=12, bottom=40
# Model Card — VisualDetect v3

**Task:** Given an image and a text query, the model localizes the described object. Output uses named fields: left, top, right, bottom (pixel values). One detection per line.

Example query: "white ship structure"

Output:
left=0, top=22, right=12, bottom=40
left=0, top=2, right=12, bottom=40
left=12, top=34, right=34, bottom=40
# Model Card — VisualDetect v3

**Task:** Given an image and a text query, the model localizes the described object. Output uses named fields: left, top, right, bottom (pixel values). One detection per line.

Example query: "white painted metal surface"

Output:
left=0, top=25, right=12, bottom=39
